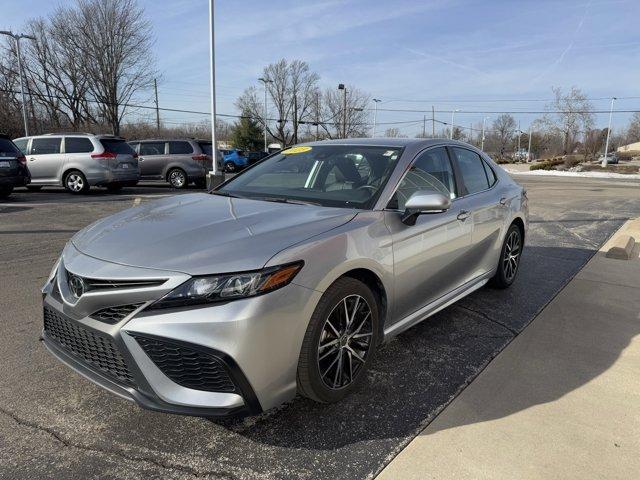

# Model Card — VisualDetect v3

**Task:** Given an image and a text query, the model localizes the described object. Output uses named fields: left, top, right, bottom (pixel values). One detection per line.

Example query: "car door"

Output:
left=138, top=141, right=166, bottom=178
left=384, top=146, right=473, bottom=324
left=27, top=137, right=64, bottom=184
left=449, top=146, right=506, bottom=280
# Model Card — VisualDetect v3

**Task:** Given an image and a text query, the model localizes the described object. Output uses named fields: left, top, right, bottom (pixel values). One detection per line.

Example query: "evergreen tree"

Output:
left=231, top=111, right=264, bottom=151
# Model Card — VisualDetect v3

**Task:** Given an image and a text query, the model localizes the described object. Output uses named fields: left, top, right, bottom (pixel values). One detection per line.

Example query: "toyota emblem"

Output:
left=68, top=274, right=85, bottom=299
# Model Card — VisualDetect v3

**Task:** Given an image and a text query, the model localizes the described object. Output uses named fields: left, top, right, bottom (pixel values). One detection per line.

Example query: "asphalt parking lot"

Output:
left=1, top=175, right=640, bottom=480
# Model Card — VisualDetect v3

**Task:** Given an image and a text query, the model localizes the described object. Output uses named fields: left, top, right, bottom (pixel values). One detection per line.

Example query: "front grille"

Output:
left=43, top=306, right=135, bottom=386
left=90, top=303, right=143, bottom=324
left=64, top=268, right=166, bottom=292
left=132, top=335, right=236, bottom=393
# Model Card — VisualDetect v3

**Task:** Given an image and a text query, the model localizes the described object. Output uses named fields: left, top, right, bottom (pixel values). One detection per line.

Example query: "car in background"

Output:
left=598, top=152, right=619, bottom=164
left=13, top=133, right=139, bottom=194
left=0, top=134, right=30, bottom=198
left=220, top=149, right=248, bottom=172
left=128, top=139, right=216, bottom=188
left=245, top=151, right=269, bottom=166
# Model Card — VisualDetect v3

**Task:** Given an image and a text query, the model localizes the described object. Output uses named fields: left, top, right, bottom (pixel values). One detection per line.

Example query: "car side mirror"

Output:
left=401, top=191, right=451, bottom=226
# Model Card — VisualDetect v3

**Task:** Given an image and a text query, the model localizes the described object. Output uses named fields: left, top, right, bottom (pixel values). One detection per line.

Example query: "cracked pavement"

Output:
left=1, top=177, right=640, bottom=480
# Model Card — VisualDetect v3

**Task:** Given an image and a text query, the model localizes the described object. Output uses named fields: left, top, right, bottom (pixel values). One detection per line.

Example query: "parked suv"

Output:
left=0, top=134, right=31, bottom=198
left=128, top=139, right=218, bottom=188
left=13, top=133, right=139, bottom=193
left=220, top=149, right=248, bottom=172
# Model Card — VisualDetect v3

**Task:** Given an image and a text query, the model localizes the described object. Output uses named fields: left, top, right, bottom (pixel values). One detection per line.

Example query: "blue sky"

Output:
left=4, top=0, right=640, bottom=135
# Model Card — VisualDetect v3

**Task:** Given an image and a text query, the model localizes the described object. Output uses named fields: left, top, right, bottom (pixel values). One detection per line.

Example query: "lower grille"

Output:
left=90, top=303, right=143, bottom=324
left=43, top=306, right=135, bottom=386
left=132, top=335, right=236, bottom=393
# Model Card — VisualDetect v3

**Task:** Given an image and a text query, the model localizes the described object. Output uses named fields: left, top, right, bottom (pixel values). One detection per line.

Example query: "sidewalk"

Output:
left=377, top=223, right=640, bottom=480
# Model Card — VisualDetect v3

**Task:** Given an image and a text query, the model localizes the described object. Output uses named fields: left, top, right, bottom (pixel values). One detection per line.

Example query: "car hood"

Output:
left=71, top=193, right=357, bottom=275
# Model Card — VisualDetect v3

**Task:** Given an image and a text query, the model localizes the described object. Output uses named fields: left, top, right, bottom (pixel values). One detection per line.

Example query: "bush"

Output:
left=530, top=157, right=564, bottom=171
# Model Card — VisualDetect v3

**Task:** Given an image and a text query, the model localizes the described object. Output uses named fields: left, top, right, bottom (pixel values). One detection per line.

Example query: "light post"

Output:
left=258, top=77, right=272, bottom=153
left=527, top=126, right=533, bottom=162
left=481, top=116, right=490, bottom=150
left=0, top=31, right=36, bottom=136
left=207, top=0, right=225, bottom=186
left=372, top=98, right=381, bottom=137
left=602, top=97, right=616, bottom=167
left=338, top=83, right=346, bottom=138
left=450, top=109, right=460, bottom=139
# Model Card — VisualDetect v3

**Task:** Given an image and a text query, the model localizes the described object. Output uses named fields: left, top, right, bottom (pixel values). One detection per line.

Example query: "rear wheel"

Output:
left=0, top=186, right=13, bottom=198
left=490, top=223, right=522, bottom=288
left=64, top=170, right=89, bottom=194
left=224, top=162, right=236, bottom=173
left=167, top=168, right=187, bottom=189
left=297, top=277, right=380, bottom=403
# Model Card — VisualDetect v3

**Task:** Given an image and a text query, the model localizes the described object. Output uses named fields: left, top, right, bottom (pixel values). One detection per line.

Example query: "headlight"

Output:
left=148, top=261, right=303, bottom=310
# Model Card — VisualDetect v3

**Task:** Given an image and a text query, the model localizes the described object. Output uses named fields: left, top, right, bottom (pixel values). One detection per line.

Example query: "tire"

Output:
left=106, top=184, right=123, bottom=192
left=0, top=186, right=13, bottom=199
left=64, top=170, right=89, bottom=194
left=224, top=162, right=236, bottom=173
left=167, top=168, right=188, bottom=189
left=26, top=185, right=42, bottom=191
left=490, top=223, right=523, bottom=289
left=297, top=277, right=380, bottom=403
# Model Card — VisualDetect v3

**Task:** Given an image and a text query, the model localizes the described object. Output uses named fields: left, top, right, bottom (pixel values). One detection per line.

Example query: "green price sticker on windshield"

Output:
left=282, top=146, right=312, bottom=155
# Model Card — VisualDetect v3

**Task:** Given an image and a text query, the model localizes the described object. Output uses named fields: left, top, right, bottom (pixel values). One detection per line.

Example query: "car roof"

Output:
left=131, top=138, right=204, bottom=142
left=301, top=137, right=469, bottom=148
left=13, top=133, right=125, bottom=140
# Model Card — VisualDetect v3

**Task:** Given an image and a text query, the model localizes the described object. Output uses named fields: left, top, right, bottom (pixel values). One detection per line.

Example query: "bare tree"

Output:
left=626, top=112, right=640, bottom=144
left=62, top=0, right=155, bottom=135
left=491, top=114, right=517, bottom=157
left=319, top=86, right=369, bottom=139
left=543, top=86, right=594, bottom=154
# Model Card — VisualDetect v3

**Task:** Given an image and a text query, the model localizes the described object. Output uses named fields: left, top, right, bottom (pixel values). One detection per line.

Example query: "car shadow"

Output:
left=207, top=244, right=628, bottom=455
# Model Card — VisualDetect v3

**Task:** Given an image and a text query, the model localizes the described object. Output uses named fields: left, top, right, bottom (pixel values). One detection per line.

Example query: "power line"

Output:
left=369, top=107, right=640, bottom=114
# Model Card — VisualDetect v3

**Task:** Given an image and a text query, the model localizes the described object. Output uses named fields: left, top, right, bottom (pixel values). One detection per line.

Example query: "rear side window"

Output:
left=198, top=142, right=213, bottom=155
left=65, top=137, right=94, bottom=154
left=0, top=138, right=21, bottom=156
left=12, top=138, right=28, bottom=154
left=31, top=137, right=62, bottom=155
left=482, top=159, right=497, bottom=186
left=452, top=147, right=490, bottom=195
left=100, top=139, right=135, bottom=155
left=168, top=141, right=193, bottom=154
left=140, top=142, right=165, bottom=155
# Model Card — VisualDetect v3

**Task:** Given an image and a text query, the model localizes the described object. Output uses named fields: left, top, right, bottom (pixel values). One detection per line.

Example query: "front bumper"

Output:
left=41, top=245, right=321, bottom=416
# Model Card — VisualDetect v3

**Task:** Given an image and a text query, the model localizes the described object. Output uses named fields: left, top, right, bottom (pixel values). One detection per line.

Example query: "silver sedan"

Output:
left=41, top=139, right=528, bottom=416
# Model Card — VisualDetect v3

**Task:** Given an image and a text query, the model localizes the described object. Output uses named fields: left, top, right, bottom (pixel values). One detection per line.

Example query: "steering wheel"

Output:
left=357, top=185, right=377, bottom=192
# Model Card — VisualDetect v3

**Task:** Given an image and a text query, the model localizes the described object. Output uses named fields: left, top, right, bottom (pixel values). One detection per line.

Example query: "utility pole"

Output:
left=602, top=97, right=616, bottom=167
left=527, top=126, right=533, bottom=162
left=293, top=87, right=298, bottom=145
left=315, top=91, right=320, bottom=141
left=338, top=84, right=346, bottom=138
left=431, top=105, right=435, bottom=137
left=517, top=121, right=521, bottom=155
left=153, top=79, right=160, bottom=132
left=423, top=115, right=427, bottom=138
left=208, top=0, right=221, bottom=182
left=258, top=77, right=272, bottom=152
left=481, top=116, right=489, bottom=151
left=372, top=98, right=381, bottom=137
left=450, top=109, right=459, bottom=139
left=0, top=31, right=36, bottom=136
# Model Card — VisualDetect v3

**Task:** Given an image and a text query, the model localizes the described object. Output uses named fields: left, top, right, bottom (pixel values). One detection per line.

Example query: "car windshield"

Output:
left=218, top=144, right=403, bottom=209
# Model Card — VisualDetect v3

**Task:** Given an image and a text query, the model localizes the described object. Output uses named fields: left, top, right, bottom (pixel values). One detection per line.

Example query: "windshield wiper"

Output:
left=253, top=196, right=321, bottom=206
left=210, top=190, right=244, bottom=199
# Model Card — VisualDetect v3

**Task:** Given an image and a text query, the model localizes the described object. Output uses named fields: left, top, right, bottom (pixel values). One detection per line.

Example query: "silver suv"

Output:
left=13, top=133, right=139, bottom=193
left=127, top=139, right=220, bottom=189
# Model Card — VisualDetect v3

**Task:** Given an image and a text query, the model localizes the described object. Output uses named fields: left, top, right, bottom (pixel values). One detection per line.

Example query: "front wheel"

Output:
left=490, top=224, right=523, bottom=288
left=224, top=162, right=236, bottom=173
left=297, top=277, right=380, bottom=403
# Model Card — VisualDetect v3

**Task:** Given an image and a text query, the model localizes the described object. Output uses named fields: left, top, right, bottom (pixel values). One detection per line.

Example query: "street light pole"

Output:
left=481, top=116, right=489, bottom=150
left=450, top=109, right=459, bottom=139
left=527, top=126, right=533, bottom=162
left=372, top=98, right=381, bottom=138
left=207, top=0, right=224, bottom=184
left=338, top=84, right=347, bottom=138
left=258, top=77, right=272, bottom=153
left=602, top=97, right=616, bottom=167
left=0, top=31, right=36, bottom=136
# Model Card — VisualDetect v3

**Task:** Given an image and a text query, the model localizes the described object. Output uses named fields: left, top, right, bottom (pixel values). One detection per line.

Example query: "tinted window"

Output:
left=140, top=142, right=165, bottom=155
left=100, top=139, right=135, bottom=155
left=65, top=137, right=94, bottom=154
left=452, top=147, right=489, bottom=195
left=128, top=142, right=139, bottom=152
left=220, top=145, right=402, bottom=210
left=482, top=159, right=497, bottom=186
left=31, top=137, right=62, bottom=155
left=389, top=147, right=456, bottom=210
left=0, top=138, right=21, bottom=156
left=198, top=142, right=212, bottom=155
left=168, top=141, right=193, bottom=154
left=12, top=138, right=28, bottom=154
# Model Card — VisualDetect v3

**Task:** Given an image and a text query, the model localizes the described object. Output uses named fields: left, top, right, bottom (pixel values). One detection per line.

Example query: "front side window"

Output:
left=65, top=137, right=94, bottom=154
left=219, top=145, right=403, bottom=209
left=388, top=147, right=456, bottom=210
left=169, top=141, right=193, bottom=154
left=31, top=137, right=61, bottom=155
left=139, top=142, right=165, bottom=156
left=452, top=147, right=490, bottom=195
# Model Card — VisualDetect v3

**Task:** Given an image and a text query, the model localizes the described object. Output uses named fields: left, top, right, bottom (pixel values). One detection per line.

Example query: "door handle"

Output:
left=457, top=210, right=470, bottom=221
left=29, top=157, right=36, bottom=161
left=499, top=197, right=507, bottom=206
